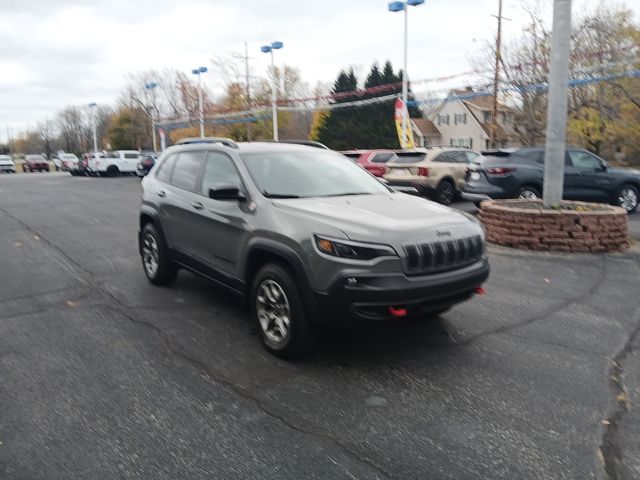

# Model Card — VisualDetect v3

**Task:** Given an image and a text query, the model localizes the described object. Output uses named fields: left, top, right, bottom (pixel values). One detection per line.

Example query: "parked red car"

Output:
left=341, top=150, right=397, bottom=177
left=23, top=154, right=50, bottom=172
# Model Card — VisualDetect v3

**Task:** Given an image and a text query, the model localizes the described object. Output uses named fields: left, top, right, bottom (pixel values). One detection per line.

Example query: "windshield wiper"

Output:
left=263, top=192, right=301, bottom=199
left=322, top=192, right=373, bottom=197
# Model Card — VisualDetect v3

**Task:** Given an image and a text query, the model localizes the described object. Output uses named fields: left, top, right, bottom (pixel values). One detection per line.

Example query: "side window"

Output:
left=125, top=153, right=139, bottom=159
left=171, top=151, right=205, bottom=191
left=371, top=153, right=394, bottom=163
left=569, top=151, right=602, bottom=170
left=466, top=152, right=479, bottom=163
left=450, top=152, right=469, bottom=163
left=201, top=152, right=242, bottom=196
left=432, top=153, right=451, bottom=163
left=155, top=153, right=177, bottom=182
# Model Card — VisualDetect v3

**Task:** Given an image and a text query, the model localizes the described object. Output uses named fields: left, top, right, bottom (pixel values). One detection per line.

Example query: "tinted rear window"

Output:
left=512, top=151, right=543, bottom=164
left=171, top=151, right=204, bottom=191
left=391, top=152, right=427, bottom=164
left=342, top=153, right=361, bottom=160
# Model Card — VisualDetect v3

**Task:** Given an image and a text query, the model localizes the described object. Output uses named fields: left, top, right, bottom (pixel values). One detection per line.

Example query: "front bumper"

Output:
left=0, top=165, right=15, bottom=172
left=461, top=191, right=491, bottom=202
left=313, top=258, right=490, bottom=323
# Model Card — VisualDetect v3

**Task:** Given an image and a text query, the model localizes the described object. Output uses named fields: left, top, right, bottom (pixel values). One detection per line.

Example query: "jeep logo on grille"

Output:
left=435, top=230, right=451, bottom=237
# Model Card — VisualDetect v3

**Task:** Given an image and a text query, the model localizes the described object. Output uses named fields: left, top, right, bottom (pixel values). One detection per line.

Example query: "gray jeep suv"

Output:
left=139, top=139, right=489, bottom=357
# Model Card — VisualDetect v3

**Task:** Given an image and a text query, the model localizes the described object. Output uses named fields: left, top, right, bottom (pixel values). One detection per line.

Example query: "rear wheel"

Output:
left=251, top=263, right=315, bottom=358
left=435, top=180, right=455, bottom=205
left=616, top=185, right=638, bottom=213
left=140, top=223, right=177, bottom=286
left=517, top=185, right=541, bottom=200
left=106, top=165, right=120, bottom=177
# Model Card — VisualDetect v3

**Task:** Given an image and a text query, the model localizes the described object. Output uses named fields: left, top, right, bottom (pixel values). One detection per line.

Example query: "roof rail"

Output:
left=260, top=139, right=330, bottom=149
left=175, top=137, right=239, bottom=148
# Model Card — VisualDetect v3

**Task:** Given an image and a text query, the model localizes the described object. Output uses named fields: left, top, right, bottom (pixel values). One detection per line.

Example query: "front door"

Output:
left=566, top=150, right=612, bottom=202
left=190, top=151, right=249, bottom=278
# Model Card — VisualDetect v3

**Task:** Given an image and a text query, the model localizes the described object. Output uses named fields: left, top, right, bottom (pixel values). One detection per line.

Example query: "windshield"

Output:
left=63, top=154, right=77, bottom=160
left=390, top=152, right=427, bottom=164
left=240, top=150, right=390, bottom=198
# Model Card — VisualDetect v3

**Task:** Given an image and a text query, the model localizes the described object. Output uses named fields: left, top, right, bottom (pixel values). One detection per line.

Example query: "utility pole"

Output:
left=244, top=42, right=252, bottom=141
left=491, top=0, right=509, bottom=149
left=543, top=0, right=573, bottom=207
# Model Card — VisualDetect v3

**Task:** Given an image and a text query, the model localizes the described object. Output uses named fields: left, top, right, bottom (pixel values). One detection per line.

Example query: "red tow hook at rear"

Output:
left=475, top=286, right=486, bottom=295
left=389, top=307, right=408, bottom=317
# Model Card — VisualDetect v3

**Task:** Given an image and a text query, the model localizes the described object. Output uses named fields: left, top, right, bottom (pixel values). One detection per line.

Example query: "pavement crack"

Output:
left=598, top=306, right=640, bottom=480
left=456, top=257, right=607, bottom=346
left=105, top=303, right=396, bottom=480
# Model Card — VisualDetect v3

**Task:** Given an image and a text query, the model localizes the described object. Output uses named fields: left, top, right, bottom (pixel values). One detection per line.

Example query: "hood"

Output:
left=273, top=193, right=480, bottom=245
left=608, top=167, right=640, bottom=176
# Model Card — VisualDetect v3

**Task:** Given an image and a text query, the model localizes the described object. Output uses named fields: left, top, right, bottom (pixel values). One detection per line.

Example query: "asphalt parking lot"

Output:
left=1, top=172, right=639, bottom=480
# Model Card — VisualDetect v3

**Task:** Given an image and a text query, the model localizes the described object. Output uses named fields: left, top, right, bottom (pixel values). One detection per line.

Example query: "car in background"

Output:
left=23, top=154, right=50, bottom=172
left=462, top=147, right=640, bottom=213
left=341, top=150, right=397, bottom=177
left=136, top=153, right=157, bottom=178
left=384, top=148, right=480, bottom=205
left=0, top=154, right=15, bottom=173
left=88, top=150, right=140, bottom=176
left=53, top=153, right=80, bottom=171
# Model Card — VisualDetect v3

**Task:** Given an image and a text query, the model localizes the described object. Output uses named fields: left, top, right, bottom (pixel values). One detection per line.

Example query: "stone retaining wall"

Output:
left=479, top=200, right=630, bottom=253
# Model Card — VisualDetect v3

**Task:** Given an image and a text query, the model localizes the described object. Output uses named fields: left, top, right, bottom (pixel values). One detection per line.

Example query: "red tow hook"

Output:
left=389, top=307, right=408, bottom=317
left=475, top=286, right=486, bottom=295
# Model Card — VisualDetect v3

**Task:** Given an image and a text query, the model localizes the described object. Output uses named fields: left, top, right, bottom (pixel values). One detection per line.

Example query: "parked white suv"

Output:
left=88, top=150, right=140, bottom=176
left=0, top=154, right=15, bottom=173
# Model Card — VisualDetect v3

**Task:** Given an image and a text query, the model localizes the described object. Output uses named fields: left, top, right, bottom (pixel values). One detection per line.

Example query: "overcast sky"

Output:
left=0, top=0, right=638, bottom=141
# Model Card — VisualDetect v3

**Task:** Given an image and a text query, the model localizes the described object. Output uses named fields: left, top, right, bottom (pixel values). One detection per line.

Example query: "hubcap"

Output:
left=519, top=190, right=539, bottom=200
left=256, top=279, right=291, bottom=344
left=618, top=188, right=638, bottom=212
left=142, top=232, right=159, bottom=277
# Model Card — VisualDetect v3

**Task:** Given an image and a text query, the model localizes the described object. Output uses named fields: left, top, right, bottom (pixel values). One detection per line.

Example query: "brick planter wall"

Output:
left=478, top=200, right=630, bottom=253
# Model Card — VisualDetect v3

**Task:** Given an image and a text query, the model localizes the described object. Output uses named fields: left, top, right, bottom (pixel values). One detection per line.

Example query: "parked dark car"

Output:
left=136, top=154, right=157, bottom=178
left=22, top=154, right=50, bottom=172
left=462, top=147, right=640, bottom=213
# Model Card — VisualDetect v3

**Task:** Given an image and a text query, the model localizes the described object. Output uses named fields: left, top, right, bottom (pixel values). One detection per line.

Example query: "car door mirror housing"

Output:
left=208, top=184, right=245, bottom=201
left=600, top=161, right=608, bottom=171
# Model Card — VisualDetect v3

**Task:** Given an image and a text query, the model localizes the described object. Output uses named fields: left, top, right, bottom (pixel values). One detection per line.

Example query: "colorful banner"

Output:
left=158, top=128, right=166, bottom=151
left=394, top=98, right=415, bottom=149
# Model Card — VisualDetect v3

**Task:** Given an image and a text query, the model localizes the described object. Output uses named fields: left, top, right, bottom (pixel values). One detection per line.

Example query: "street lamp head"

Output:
left=261, top=45, right=272, bottom=53
left=191, top=68, right=199, bottom=75
left=407, top=0, right=425, bottom=5
left=88, top=102, right=97, bottom=107
left=271, top=41, right=283, bottom=50
left=198, top=66, right=208, bottom=73
left=388, top=1, right=405, bottom=12
left=145, top=82, right=158, bottom=90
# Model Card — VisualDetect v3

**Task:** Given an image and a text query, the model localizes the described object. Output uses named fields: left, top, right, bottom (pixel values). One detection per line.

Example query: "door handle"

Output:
left=191, top=201, right=204, bottom=210
left=157, top=190, right=166, bottom=198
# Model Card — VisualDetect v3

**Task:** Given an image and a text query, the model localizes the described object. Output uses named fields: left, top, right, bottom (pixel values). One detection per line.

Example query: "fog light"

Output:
left=346, top=277, right=357, bottom=286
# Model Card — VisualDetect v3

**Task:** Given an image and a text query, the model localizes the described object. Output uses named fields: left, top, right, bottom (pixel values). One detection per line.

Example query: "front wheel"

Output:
left=140, top=223, right=177, bottom=286
left=435, top=180, right=455, bottom=205
left=616, top=185, right=638, bottom=213
left=251, top=264, right=315, bottom=358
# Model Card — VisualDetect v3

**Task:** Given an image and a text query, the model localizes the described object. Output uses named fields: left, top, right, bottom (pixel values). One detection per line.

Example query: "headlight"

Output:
left=314, top=235, right=397, bottom=260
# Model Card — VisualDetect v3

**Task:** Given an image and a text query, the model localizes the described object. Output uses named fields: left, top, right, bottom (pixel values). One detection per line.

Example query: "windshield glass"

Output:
left=240, top=150, right=389, bottom=198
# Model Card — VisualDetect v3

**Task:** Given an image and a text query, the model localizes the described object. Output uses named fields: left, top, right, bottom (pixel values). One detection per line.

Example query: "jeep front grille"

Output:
left=403, top=235, right=484, bottom=274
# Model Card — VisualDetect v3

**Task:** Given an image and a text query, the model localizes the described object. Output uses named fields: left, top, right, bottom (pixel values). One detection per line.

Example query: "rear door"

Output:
left=159, top=151, right=206, bottom=258
left=124, top=152, right=140, bottom=172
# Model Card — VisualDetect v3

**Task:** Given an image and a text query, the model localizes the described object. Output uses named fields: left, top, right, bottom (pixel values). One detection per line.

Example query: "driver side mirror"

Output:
left=208, top=183, right=245, bottom=201
left=600, top=161, right=608, bottom=171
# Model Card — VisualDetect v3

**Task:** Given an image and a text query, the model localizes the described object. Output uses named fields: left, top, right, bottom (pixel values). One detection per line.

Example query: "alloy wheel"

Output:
left=518, top=190, right=539, bottom=200
left=142, top=232, right=159, bottom=277
left=256, top=279, right=291, bottom=344
left=618, top=187, right=638, bottom=212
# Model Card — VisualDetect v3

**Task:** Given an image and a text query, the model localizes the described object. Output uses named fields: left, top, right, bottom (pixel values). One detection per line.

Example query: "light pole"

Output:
left=261, top=41, right=283, bottom=141
left=88, top=102, right=98, bottom=160
left=144, top=82, right=158, bottom=151
left=388, top=0, right=424, bottom=147
left=543, top=0, right=572, bottom=207
left=191, top=66, right=208, bottom=137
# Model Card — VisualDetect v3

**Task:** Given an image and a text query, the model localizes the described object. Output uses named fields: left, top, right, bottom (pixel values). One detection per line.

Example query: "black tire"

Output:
left=517, top=185, right=541, bottom=200
left=106, top=165, right=120, bottom=177
left=615, top=184, right=638, bottom=213
left=140, top=223, right=177, bottom=286
left=435, top=179, right=455, bottom=205
left=251, top=263, right=315, bottom=358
